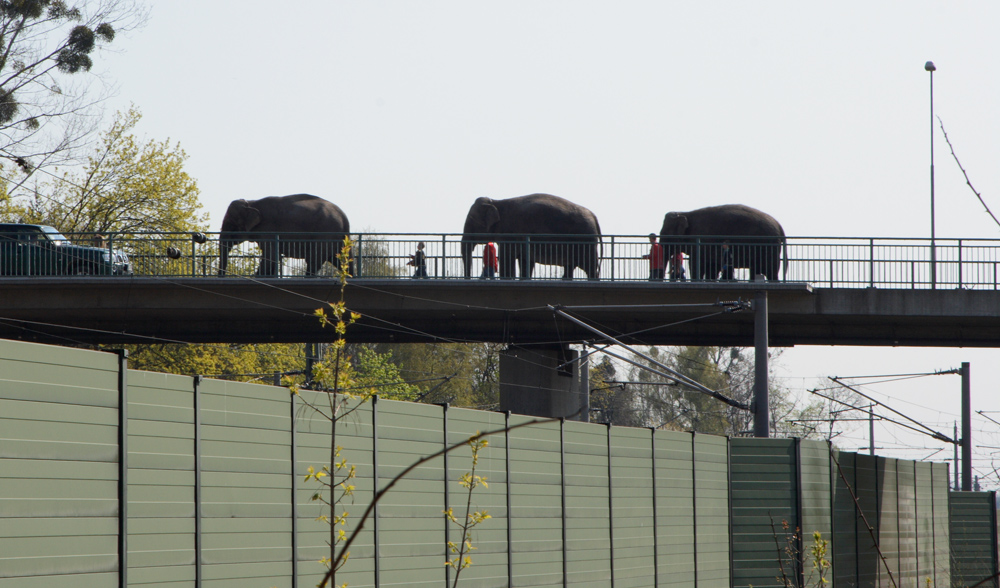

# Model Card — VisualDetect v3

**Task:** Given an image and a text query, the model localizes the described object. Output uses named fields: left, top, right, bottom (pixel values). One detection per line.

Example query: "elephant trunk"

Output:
left=218, top=235, right=237, bottom=276
left=460, top=237, right=476, bottom=279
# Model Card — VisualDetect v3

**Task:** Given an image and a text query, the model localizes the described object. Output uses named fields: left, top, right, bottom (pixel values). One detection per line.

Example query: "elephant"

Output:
left=218, top=194, right=351, bottom=277
left=460, top=193, right=602, bottom=279
left=659, top=204, right=787, bottom=281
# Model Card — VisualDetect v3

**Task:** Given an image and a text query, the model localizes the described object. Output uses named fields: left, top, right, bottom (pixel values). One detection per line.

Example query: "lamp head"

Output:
left=925, top=61, right=936, bottom=72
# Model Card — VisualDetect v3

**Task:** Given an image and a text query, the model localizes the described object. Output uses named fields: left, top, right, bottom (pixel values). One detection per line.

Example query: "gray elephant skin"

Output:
left=461, top=193, right=602, bottom=279
left=659, top=204, right=787, bottom=280
left=218, top=194, right=351, bottom=277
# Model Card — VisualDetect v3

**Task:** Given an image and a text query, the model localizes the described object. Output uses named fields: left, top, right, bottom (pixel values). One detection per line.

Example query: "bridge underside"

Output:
left=0, top=278, right=997, bottom=348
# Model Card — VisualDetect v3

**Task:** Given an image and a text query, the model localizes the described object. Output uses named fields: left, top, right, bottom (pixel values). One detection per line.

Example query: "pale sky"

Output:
left=95, top=1, right=1000, bottom=487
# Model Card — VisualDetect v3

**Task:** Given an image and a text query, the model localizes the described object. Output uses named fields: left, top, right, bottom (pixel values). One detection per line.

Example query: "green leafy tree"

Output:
left=1, top=106, right=206, bottom=234
left=125, top=342, right=307, bottom=384
left=590, top=346, right=828, bottom=438
left=366, top=342, right=502, bottom=408
left=349, top=346, right=420, bottom=402
left=0, top=0, right=148, bottom=182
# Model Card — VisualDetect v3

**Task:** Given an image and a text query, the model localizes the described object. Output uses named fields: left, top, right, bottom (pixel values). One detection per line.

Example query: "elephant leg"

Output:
left=562, top=262, right=574, bottom=280
left=519, top=258, right=535, bottom=279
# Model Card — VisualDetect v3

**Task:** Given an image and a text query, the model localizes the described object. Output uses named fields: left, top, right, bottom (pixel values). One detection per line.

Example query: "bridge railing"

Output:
left=8, top=232, right=1000, bottom=289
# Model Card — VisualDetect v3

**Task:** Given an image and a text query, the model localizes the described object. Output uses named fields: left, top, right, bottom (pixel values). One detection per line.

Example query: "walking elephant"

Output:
left=218, top=194, right=351, bottom=277
left=460, top=193, right=602, bottom=279
left=659, top=204, right=787, bottom=281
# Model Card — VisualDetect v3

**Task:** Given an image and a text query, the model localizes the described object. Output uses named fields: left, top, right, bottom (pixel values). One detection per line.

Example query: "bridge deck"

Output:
left=1, top=277, right=996, bottom=347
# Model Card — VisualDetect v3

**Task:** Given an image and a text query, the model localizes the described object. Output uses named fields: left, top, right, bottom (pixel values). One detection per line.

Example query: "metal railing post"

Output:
left=441, top=234, right=447, bottom=278
left=869, top=238, right=875, bottom=288
left=609, top=236, right=615, bottom=280
left=958, top=239, right=963, bottom=288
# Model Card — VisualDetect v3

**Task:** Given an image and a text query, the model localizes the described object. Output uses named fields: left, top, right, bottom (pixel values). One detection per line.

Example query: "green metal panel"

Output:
left=196, top=378, right=293, bottom=587
left=444, top=407, right=510, bottom=588
left=375, top=399, right=446, bottom=588
left=877, top=457, right=900, bottom=588
left=610, top=427, right=655, bottom=588
left=855, top=453, right=881, bottom=588
left=799, top=440, right=833, bottom=588
left=508, top=415, right=562, bottom=587
left=950, top=491, right=997, bottom=588
left=294, top=394, right=375, bottom=588
left=695, top=434, right=730, bottom=588
left=730, top=438, right=797, bottom=588
left=565, top=421, right=611, bottom=588
left=933, top=463, right=951, bottom=588
left=0, top=339, right=120, bottom=585
left=125, top=369, right=197, bottom=586
left=897, top=459, right=918, bottom=586
left=654, top=430, right=695, bottom=588
left=832, top=449, right=860, bottom=588
left=915, top=461, right=936, bottom=586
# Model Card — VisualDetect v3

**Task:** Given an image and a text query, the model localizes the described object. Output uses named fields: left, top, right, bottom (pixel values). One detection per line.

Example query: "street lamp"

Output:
left=925, top=60, right=936, bottom=288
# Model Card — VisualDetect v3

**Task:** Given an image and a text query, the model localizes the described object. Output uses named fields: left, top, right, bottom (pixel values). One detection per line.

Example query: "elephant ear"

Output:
left=676, top=214, right=689, bottom=234
left=243, top=206, right=262, bottom=231
left=481, top=200, right=500, bottom=232
left=468, top=197, right=500, bottom=234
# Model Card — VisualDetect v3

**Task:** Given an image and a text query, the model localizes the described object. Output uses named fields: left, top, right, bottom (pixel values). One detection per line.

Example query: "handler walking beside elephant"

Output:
left=408, top=241, right=428, bottom=278
left=643, top=233, right=665, bottom=281
left=481, top=241, right=498, bottom=279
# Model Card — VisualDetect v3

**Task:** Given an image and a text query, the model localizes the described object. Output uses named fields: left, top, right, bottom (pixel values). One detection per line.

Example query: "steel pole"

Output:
left=962, top=362, right=972, bottom=491
left=869, top=404, right=875, bottom=456
left=926, top=61, right=937, bottom=289
left=753, top=289, right=769, bottom=438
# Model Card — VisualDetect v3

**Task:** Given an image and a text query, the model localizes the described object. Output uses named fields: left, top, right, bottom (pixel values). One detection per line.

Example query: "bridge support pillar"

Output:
left=499, top=345, right=588, bottom=421
left=753, top=286, right=770, bottom=438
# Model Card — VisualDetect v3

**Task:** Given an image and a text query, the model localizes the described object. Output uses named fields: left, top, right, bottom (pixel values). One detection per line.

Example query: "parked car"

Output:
left=0, top=224, right=132, bottom=276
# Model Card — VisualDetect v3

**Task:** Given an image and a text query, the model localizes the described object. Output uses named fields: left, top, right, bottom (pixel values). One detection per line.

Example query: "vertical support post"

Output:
left=607, top=424, right=615, bottom=588
left=609, top=235, right=615, bottom=280
left=794, top=439, right=805, bottom=588
left=869, top=404, right=875, bottom=456
left=962, top=362, right=972, bottom=491
left=372, top=395, right=380, bottom=588
left=650, top=428, right=659, bottom=588
left=753, top=289, right=770, bottom=438
left=560, top=418, right=567, bottom=588
left=194, top=375, right=203, bottom=588
left=928, top=63, right=937, bottom=289
left=691, top=433, right=699, bottom=588
left=441, top=234, right=447, bottom=278
left=954, top=422, right=959, bottom=490
left=290, top=384, right=298, bottom=588
left=504, top=411, right=513, bottom=588
left=443, top=403, right=451, bottom=588
left=356, top=234, right=364, bottom=278
left=579, top=350, right=590, bottom=423
left=991, top=490, right=999, bottom=588
left=117, top=350, right=129, bottom=588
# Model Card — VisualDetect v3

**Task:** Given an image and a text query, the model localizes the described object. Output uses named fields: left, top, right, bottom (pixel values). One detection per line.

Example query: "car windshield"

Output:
left=39, top=226, right=70, bottom=245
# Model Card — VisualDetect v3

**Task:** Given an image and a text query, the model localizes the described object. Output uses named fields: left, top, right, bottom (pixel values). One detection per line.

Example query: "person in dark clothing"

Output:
left=408, top=241, right=428, bottom=278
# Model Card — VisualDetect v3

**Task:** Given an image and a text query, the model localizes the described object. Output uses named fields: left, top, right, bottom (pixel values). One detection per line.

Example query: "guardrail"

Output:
left=4, top=231, right=1000, bottom=289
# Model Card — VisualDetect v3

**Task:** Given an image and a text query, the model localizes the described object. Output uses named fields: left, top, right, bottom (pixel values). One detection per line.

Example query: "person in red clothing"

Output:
left=481, top=241, right=498, bottom=279
left=643, top=233, right=665, bottom=281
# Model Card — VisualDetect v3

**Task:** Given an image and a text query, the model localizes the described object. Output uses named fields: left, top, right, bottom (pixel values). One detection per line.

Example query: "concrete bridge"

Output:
left=0, top=277, right=996, bottom=348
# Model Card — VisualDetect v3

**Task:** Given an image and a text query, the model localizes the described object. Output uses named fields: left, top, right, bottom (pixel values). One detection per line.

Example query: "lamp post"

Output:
left=925, top=60, right=937, bottom=288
